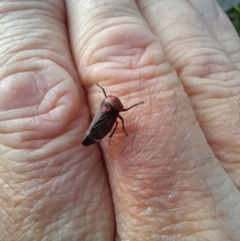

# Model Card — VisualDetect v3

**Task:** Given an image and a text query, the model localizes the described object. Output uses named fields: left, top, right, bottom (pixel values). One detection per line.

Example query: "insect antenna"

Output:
left=97, top=83, right=107, bottom=97
left=123, top=101, right=144, bottom=111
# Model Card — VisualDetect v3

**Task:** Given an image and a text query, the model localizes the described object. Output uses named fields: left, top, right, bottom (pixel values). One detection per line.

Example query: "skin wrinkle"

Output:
left=0, top=1, right=114, bottom=240
left=171, top=22, right=238, bottom=186
left=127, top=86, right=186, bottom=168
left=131, top=162, right=216, bottom=206
left=0, top=0, right=240, bottom=240
left=129, top=102, right=178, bottom=168
left=116, top=96, right=229, bottom=239
left=76, top=6, right=157, bottom=81
left=85, top=42, right=158, bottom=86
left=118, top=176, right=216, bottom=238
left=113, top=85, right=211, bottom=239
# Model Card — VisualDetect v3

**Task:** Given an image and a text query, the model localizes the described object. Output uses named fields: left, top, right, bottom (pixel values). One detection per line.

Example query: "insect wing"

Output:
left=82, top=100, right=119, bottom=146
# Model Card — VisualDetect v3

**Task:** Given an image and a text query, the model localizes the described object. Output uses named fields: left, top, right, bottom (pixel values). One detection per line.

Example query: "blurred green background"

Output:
left=227, top=4, right=240, bottom=35
left=217, top=0, right=240, bottom=35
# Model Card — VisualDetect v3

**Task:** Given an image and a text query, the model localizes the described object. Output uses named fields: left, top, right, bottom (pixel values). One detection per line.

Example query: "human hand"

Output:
left=0, top=0, right=240, bottom=240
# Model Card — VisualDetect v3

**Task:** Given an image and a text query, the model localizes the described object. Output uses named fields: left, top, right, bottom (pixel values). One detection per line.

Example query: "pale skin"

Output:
left=0, top=0, right=240, bottom=240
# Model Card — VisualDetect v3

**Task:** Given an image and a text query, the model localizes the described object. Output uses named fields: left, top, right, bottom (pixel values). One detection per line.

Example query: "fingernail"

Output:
left=188, top=0, right=219, bottom=22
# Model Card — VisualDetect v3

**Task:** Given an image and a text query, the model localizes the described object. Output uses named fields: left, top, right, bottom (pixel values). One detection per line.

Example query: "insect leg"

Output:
left=123, top=101, right=144, bottom=111
left=97, top=83, right=107, bottom=97
left=118, top=115, right=128, bottom=136
left=109, top=120, right=118, bottom=145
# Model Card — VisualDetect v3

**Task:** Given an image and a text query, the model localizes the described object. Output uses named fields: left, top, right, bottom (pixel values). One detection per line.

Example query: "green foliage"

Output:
left=227, top=4, right=240, bottom=35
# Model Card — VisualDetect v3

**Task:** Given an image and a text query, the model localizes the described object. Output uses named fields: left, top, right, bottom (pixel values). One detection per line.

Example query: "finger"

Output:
left=138, top=0, right=240, bottom=190
left=0, top=1, right=113, bottom=240
left=188, top=0, right=240, bottom=68
left=67, top=0, right=240, bottom=240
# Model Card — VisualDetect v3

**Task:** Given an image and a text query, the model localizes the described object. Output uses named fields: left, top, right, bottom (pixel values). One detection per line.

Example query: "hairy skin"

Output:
left=0, top=0, right=240, bottom=240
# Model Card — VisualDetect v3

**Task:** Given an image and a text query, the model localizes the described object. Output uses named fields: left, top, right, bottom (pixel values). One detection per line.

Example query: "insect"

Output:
left=82, top=83, right=143, bottom=146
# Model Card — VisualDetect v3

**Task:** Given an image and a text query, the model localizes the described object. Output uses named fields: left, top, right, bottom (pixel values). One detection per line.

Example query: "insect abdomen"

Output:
left=82, top=100, right=119, bottom=146
left=82, top=136, right=97, bottom=146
